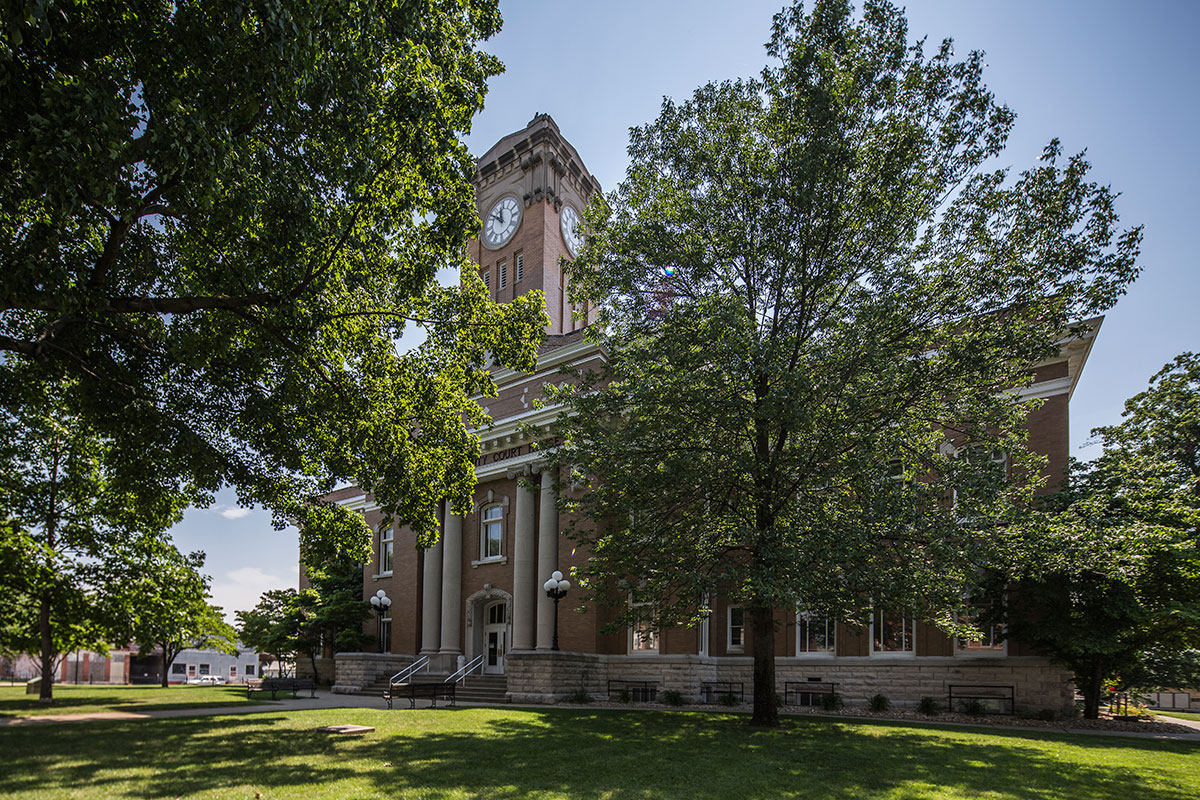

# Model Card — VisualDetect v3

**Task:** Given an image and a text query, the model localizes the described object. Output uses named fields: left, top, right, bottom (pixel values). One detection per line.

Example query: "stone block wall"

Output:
left=506, top=651, right=1073, bottom=713
left=332, top=652, right=416, bottom=693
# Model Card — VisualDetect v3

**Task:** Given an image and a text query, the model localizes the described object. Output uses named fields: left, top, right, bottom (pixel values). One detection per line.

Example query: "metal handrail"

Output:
left=389, top=656, right=429, bottom=687
left=444, top=654, right=485, bottom=685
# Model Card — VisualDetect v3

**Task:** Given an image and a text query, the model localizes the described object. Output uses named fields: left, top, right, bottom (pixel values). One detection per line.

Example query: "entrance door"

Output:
left=484, top=602, right=506, bottom=674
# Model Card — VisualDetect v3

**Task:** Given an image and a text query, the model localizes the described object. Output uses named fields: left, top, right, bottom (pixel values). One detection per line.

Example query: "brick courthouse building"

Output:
left=323, top=114, right=1100, bottom=713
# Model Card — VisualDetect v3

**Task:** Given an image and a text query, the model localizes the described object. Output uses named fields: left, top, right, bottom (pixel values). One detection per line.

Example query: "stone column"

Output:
left=439, top=502, right=463, bottom=655
left=512, top=469, right=537, bottom=650
left=420, top=516, right=444, bottom=655
left=536, top=466, right=560, bottom=650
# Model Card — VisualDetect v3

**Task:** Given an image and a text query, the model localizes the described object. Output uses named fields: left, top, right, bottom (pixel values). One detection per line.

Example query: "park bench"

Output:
left=784, top=680, right=838, bottom=707
left=246, top=677, right=318, bottom=700
left=608, top=679, right=658, bottom=702
left=700, top=681, right=744, bottom=703
left=384, top=681, right=456, bottom=710
left=947, top=684, right=1015, bottom=715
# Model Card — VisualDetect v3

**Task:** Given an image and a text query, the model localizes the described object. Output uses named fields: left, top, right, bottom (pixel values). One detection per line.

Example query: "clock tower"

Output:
left=469, top=113, right=601, bottom=335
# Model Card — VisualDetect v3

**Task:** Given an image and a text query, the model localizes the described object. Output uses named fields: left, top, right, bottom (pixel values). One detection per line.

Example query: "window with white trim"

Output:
left=482, top=268, right=491, bottom=292
left=871, top=607, right=916, bottom=655
left=796, top=610, right=835, bottom=656
left=245, top=664, right=255, bottom=676
left=171, top=663, right=186, bottom=675
left=379, top=615, right=392, bottom=653
left=698, top=593, right=711, bottom=657
left=379, top=525, right=394, bottom=575
left=954, top=444, right=1008, bottom=516
left=955, top=596, right=1006, bottom=656
left=480, top=504, right=503, bottom=560
left=198, top=663, right=210, bottom=675
left=515, top=252, right=524, bottom=283
left=498, top=259, right=507, bottom=289
left=727, top=606, right=745, bottom=653
left=629, top=597, right=659, bottom=654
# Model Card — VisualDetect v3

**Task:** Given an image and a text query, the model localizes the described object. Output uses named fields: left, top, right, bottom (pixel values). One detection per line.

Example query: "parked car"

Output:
left=186, top=675, right=227, bottom=685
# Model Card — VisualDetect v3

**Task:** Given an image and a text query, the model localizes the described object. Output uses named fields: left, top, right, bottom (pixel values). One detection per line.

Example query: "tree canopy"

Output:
left=551, top=0, right=1140, bottom=726
left=0, top=380, right=194, bottom=702
left=103, top=538, right=237, bottom=688
left=1, top=0, right=546, bottom=559
left=1007, top=353, right=1200, bottom=718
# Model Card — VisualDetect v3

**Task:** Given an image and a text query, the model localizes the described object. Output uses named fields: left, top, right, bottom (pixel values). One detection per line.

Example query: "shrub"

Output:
left=963, top=699, right=986, bottom=717
left=918, top=696, right=940, bottom=716
left=617, top=688, right=631, bottom=704
left=718, top=692, right=740, bottom=707
left=868, top=693, right=890, bottom=712
left=1037, top=708, right=1056, bottom=722
left=662, top=690, right=685, bottom=706
left=820, top=692, right=844, bottom=711
left=565, top=688, right=591, bottom=704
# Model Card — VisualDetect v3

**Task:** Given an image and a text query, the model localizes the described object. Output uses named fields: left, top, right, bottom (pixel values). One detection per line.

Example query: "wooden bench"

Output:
left=947, top=684, right=1015, bottom=715
left=700, top=682, right=744, bottom=703
left=247, top=677, right=317, bottom=699
left=608, top=679, right=658, bottom=702
left=784, top=680, right=838, bottom=707
left=385, top=681, right=456, bottom=710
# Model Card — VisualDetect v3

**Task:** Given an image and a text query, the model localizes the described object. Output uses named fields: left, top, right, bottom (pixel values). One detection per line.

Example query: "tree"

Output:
left=1006, top=353, right=1200, bottom=718
left=1, top=1, right=546, bottom=561
left=237, top=589, right=304, bottom=678
left=0, top=379, right=193, bottom=703
left=551, top=0, right=1140, bottom=726
left=104, top=538, right=238, bottom=687
left=295, top=555, right=371, bottom=683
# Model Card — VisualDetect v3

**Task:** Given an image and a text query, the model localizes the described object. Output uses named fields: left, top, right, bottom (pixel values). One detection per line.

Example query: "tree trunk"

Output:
left=749, top=604, right=778, bottom=727
left=1082, top=662, right=1104, bottom=720
left=160, top=644, right=171, bottom=688
left=38, top=588, right=55, bottom=705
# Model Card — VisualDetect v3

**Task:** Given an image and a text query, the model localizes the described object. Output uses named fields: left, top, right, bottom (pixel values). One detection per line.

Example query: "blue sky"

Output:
left=173, top=0, right=1200, bottom=620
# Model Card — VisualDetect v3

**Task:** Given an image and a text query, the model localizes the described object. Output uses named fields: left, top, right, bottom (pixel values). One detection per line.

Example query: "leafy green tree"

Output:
left=103, top=538, right=237, bottom=687
left=0, top=380, right=193, bottom=703
left=0, top=0, right=545, bottom=561
left=295, top=555, right=371, bottom=684
left=237, top=589, right=303, bottom=678
left=552, top=0, right=1140, bottom=726
left=1007, top=354, right=1200, bottom=718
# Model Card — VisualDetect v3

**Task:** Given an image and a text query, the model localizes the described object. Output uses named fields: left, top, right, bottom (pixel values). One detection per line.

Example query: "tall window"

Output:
left=956, top=598, right=1006, bottom=656
left=482, top=268, right=491, bottom=292
left=379, top=525, right=394, bottom=575
left=515, top=252, right=524, bottom=283
left=629, top=597, right=659, bottom=653
left=481, top=504, right=503, bottom=559
left=727, top=606, right=745, bottom=653
left=379, top=614, right=392, bottom=653
left=796, top=610, right=836, bottom=655
left=498, top=259, right=507, bottom=289
left=871, top=607, right=915, bottom=655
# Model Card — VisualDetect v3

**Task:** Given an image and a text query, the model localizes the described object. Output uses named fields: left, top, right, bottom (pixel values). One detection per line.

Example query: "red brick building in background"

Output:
left=320, top=114, right=1101, bottom=713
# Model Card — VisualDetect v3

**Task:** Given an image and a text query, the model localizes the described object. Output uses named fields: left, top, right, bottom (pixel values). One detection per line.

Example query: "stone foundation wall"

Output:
left=332, top=652, right=415, bottom=693
left=295, top=656, right=336, bottom=686
left=506, top=652, right=1073, bottom=713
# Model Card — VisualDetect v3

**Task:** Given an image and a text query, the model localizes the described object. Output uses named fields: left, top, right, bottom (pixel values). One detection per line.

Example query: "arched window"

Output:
left=379, top=525, right=394, bottom=575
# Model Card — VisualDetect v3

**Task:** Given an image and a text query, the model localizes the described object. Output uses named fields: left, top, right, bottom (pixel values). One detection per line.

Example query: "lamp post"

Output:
left=369, top=589, right=392, bottom=652
left=542, top=570, right=571, bottom=652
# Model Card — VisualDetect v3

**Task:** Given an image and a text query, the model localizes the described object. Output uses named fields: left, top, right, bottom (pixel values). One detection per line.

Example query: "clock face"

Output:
left=560, top=204, right=583, bottom=257
left=483, top=196, right=522, bottom=249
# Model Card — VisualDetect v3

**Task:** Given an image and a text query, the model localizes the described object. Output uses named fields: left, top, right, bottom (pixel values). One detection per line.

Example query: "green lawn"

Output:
left=0, top=707, right=1196, bottom=799
left=1158, top=710, right=1200, bottom=723
left=0, top=684, right=269, bottom=717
